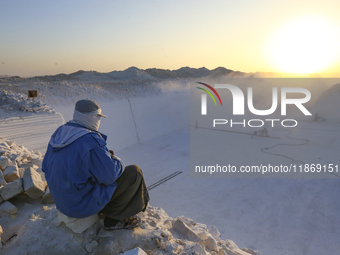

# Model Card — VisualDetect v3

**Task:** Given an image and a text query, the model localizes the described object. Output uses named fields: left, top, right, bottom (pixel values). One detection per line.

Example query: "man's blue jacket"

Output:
left=42, top=122, right=124, bottom=218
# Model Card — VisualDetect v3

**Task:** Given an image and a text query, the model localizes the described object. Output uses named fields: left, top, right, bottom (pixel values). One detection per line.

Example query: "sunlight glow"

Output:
left=266, top=16, right=340, bottom=74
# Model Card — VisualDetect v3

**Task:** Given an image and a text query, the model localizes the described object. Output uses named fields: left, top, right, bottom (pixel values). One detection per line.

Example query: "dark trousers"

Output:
left=100, top=165, right=150, bottom=220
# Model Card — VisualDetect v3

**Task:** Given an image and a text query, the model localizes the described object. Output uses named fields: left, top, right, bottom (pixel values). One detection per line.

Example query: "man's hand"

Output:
left=109, top=150, right=114, bottom=159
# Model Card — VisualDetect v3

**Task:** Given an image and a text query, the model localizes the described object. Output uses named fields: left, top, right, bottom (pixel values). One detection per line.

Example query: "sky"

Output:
left=1, top=0, right=340, bottom=77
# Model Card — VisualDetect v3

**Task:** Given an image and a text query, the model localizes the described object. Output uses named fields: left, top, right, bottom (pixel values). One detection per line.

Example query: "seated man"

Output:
left=42, top=99, right=150, bottom=230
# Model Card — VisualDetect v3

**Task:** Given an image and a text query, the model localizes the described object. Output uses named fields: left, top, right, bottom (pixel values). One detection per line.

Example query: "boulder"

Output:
left=191, top=243, right=207, bottom=255
left=172, top=218, right=204, bottom=244
left=57, top=210, right=99, bottom=234
left=0, top=178, right=24, bottom=200
left=204, top=235, right=218, bottom=252
left=30, top=158, right=42, bottom=167
left=23, top=167, right=46, bottom=199
left=85, top=241, right=99, bottom=253
left=3, top=164, right=20, bottom=182
left=0, top=171, right=6, bottom=186
left=218, top=248, right=228, bottom=255
left=0, top=201, right=18, bottom=215
left=209, top=225, right=221, bottom=239
left=0, top=156, right=10, bottom=170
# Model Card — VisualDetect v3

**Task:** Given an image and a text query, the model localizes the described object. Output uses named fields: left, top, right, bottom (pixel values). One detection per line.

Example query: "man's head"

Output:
left=73, top=99, right=107, bottom=131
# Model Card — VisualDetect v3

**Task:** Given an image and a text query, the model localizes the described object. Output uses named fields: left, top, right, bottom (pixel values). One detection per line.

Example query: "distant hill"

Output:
left=0, top=66, right=248, bottom=83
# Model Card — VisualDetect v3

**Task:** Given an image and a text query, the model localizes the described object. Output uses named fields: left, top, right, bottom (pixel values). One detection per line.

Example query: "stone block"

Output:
left=42, top=188, right=55, bottom=204
left=31, top=158, right=42, bottom=167
left=18, top=167, right=25, bottom=178
left=226, top=240, right=240, bottom=250
left=66, top=214, right=99, bottom=234
left=23, top=167, right=46, bottom=199
left=3, top=164, right=20, bottom=182
left=0, top=156, right=10, bottom=171
left=13, top=154, right=23, bottom=163
left=218, top=248, right=228, bottom=255
left=209, top=225, right=221, bottom=239
left=172, top=218, right=204, bottom=244
left=191, top=243, right=207, bottom=255
left=85, top=240, right=98, bottom=253
left=0, top=201, right=18, bottom=215
left=0, top=178, right=24, bottom=200
left=19, top=163, right=38, bottom=170
left=0, top=171, right=6, bottom=186
left=57, top=210, right=77, bottom=224
left=204, top=235, right=218, bottom=252
left=57, top=210, right=99, bottom=234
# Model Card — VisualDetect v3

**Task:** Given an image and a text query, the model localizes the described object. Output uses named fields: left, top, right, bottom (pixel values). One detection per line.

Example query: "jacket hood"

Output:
left=49, top=123, right=91, bottom=149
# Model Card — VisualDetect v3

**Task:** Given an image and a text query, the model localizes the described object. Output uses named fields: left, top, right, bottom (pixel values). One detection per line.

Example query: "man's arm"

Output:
left=86, top=145, right=124, bottom=186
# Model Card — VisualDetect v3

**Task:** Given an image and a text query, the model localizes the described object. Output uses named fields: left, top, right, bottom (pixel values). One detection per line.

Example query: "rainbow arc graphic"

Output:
left=196, top=82, right=222, bottom=115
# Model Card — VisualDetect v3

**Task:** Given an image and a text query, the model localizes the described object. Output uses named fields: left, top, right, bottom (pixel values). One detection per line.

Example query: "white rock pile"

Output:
left=0, top=90, right=55, bottom=114
left=0, top=136, right=259, bottom=255
left=0, top=136, right=53, bottom=246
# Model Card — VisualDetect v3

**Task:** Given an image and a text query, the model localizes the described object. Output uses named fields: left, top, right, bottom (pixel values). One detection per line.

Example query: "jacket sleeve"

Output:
left=86, top=144, right=124, bottom=186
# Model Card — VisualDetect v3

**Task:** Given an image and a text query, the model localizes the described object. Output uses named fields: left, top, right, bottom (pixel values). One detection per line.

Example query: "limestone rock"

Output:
left=0, top=156, right=10, bottom=171
left=191, top=243, right=207, bottom=255
left=204, top=235, right=218, bottom=252
left=3, top=164, right=20, bottom=182
left=0, top=201, right=18, bottom=215
left=57, top=210, right=99, bottom=234
left=18, top=167, right=25, bottom=178
left=31, top=158, right=42, bottom=167
left=121, top=248, right=148, bottom=255
left=57, top=210, right=77, bottom=224
left=218, top=248, right=228, bottom=255
left=172, top=218, right=204, bottom=244
left=85, top=240, right=98, bottom=253
left=226, top=240, right=240, bottom=250
left=209, top=225, right=221, bottom=239
left=0, top=178, right=24, bottom=200
left=0, top=171, right=6, bottom=186
left=42, top=188, right=54, bottom=204
left=23, top=167, right=46, bottom=199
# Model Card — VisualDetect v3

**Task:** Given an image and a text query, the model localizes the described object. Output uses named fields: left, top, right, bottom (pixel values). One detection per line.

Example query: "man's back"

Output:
left=42, top=123, right=123, bottom=218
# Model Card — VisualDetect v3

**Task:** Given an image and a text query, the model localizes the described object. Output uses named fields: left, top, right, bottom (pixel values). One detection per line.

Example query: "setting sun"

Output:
left=266, top=16, right=340, bottom=74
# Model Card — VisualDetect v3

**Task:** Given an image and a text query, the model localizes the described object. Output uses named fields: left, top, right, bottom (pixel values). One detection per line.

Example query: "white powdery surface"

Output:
left=0, top=113, right=64, bottom=153
left=0, top=78, right=340, bottom=255
left=0, top=202, right=258, bottom=255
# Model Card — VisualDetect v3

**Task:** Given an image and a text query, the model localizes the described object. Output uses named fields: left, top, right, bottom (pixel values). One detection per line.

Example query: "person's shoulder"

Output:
left=88, top=131, right=107, bottom=147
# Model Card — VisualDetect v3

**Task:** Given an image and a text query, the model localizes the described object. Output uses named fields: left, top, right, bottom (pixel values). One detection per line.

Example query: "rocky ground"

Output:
left=0, top=122, right=258, bottom=255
